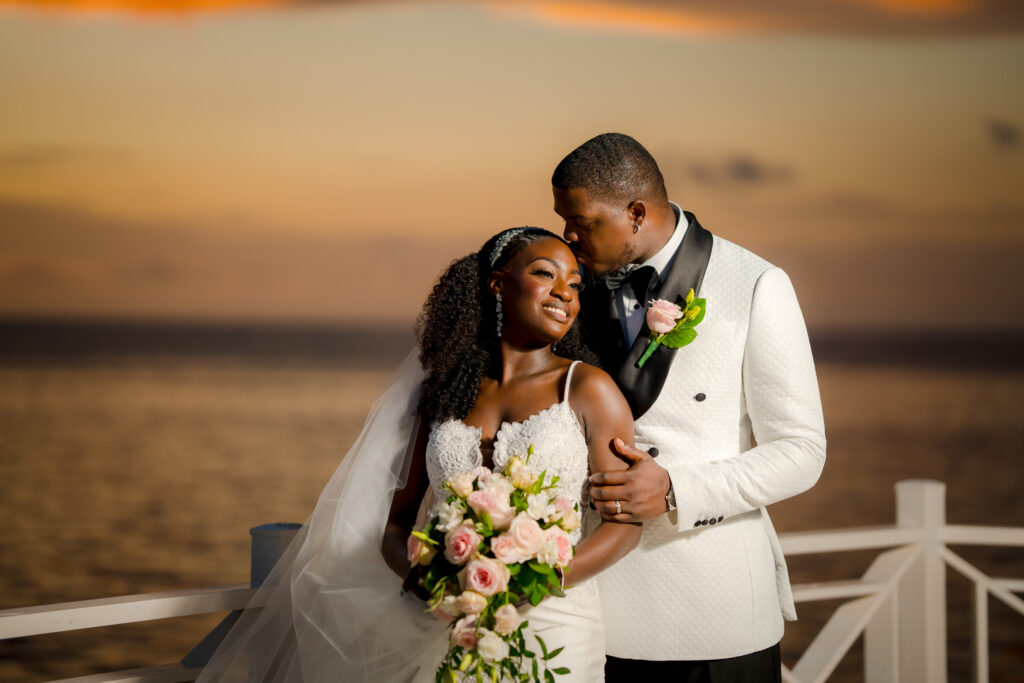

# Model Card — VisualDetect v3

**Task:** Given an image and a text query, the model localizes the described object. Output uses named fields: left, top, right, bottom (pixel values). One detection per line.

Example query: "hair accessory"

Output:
left=495, top=292, right=503, bottom=339
left=488, top=227, right=531, bottom=268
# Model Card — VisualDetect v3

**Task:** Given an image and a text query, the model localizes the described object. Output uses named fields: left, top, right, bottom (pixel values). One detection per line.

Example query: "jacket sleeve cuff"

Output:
left=665, top=463, right=724, bottom=533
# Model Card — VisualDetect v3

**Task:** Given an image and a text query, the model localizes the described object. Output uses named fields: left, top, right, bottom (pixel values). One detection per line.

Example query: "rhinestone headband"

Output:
left=487, top=227, right=532, bottom=268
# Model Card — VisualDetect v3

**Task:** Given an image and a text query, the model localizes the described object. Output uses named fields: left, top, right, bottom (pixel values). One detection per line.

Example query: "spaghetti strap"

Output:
left=562, top=360, right=581, bottom=404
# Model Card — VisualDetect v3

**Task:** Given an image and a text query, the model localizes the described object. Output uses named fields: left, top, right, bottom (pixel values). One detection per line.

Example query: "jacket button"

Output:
left=695, top=392, right=706, bottom=402
left=718, top=516, right=724, bottom=523
left=709, top=518, right=717, bottom=525
left=693, top=521, right=701, bottom=528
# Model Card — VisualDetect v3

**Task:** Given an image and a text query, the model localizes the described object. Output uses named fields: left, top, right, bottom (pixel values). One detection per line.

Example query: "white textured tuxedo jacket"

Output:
left=596, top=234, right=826, bottom=660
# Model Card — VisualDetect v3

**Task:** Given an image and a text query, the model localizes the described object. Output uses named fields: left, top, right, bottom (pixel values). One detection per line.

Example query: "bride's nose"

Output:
left=551, top=279, right=574, bottom=301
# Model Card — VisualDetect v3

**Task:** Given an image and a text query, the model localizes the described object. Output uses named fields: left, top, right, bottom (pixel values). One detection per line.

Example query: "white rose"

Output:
left=559, top=507, right=581, bottom=532
left=484, top=473, right=514, bottom=498
left=455, top=590, right=488, bottom=615
left=509, top=463, right=538, bottom=490
left=475, top=628, right=510, bottom=663
left=526, top=492, right=555, bottom=521
left=434, top=594, right=461, bottom=622
left=448, top=471, right=476, bottom=498
left=436, top=500, right=465, bottom=533
left=536, top=537, right=559, bottom=566
left=493, top=604, right=521, bottom=636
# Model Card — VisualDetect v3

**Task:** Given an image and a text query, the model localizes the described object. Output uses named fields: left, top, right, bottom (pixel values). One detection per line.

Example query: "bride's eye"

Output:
left=532, top=268, right=554, bottom=279
left=570, top=281, right=583, bottom=292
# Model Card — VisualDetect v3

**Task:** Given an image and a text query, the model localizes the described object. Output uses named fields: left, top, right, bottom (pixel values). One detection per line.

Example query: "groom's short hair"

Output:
left=552, top=133, right=668, bottom=206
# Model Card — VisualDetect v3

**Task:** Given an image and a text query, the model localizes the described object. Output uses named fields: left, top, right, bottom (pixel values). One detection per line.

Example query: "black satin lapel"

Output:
left=580, top=281, right=629, bottom=373
left=616, top=214, right=714, bottom=419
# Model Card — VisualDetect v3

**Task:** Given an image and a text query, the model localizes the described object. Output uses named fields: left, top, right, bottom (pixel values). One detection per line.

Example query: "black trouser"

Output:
left=605, top=642, right=781, bottom=682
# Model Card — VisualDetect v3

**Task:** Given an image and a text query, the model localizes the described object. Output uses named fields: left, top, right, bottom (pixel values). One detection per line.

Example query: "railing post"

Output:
left=894, top=480, right=947, bottom=683
left=182, top=522, right=302, bottom=668
left=250, top=522, right=303, bottom=588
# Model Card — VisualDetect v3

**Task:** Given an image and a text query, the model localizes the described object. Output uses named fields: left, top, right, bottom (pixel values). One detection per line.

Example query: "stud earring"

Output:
left=632, top=222, right=640, bottom=234
left=495, top=292, right=503, bottom=339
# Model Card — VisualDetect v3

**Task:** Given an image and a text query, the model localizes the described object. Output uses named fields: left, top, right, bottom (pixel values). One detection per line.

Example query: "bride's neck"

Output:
left=495, top=343, right=558, bottom=384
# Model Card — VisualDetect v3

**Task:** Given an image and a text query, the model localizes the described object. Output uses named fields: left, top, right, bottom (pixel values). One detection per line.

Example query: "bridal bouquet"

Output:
left=406, top=447, right=580, bottom=682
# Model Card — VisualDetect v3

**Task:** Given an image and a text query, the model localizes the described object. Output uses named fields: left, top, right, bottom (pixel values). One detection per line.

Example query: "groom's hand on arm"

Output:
left=589, top=438, right=672, bottom=523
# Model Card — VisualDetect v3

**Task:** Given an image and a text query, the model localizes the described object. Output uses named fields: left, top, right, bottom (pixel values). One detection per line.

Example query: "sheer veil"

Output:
left=197, top=349, right=448, bottom=682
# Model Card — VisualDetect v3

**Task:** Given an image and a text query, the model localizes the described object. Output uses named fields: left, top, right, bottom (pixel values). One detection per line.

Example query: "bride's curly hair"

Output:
left=416, top=227, right=597, bottom=423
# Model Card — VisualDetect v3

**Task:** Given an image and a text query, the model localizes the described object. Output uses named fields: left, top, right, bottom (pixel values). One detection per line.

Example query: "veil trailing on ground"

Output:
left=197, top=350, right=448, bottom=682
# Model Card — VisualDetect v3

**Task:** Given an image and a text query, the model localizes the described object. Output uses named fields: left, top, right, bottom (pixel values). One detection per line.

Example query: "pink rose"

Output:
left=470, top=465, right=492, bottom=483
left=450, top=615, right=478, bottom=650
left=646, top=299, right=684, bottom=334
left=467, top=490, right=514, bottom=530
left=493, top=603, right=521, bottom=636
left=508, top=512, right=544, bottom=558
left=553, top=495, right=572, bottom=515
left=545, top=527, right=574, bottom=567
left=460, top=556, right=510, bottom=596
left=490, top=533, right=523, bottom=565
left=406, top=534, right=436, bottom=566
left=445, top=522, right=482, bottom=565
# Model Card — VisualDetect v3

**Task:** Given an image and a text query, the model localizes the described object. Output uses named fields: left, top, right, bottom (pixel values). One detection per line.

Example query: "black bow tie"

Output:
left=603, top=265, right=660, bottom=307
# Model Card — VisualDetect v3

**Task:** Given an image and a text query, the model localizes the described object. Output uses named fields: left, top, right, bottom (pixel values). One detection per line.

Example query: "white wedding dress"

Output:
left=196, top=354, right=604, bottom=683
left=424, top=360, right=605, bottom=681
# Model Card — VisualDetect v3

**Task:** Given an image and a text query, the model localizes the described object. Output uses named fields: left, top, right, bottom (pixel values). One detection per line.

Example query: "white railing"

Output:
left=1, top=481, right=1020, bottom=682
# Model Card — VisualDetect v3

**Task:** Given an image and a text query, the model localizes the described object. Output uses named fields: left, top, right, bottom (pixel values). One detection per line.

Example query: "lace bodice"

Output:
left=425, top=361, right=592, bottom=544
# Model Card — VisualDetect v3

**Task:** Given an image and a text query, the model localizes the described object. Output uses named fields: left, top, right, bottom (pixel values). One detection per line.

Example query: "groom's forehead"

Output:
left=554, top=186, right=599, bottom=215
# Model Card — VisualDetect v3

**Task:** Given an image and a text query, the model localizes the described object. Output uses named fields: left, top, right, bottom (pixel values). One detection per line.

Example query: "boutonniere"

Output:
left=636, top=288, right=706, bottom=368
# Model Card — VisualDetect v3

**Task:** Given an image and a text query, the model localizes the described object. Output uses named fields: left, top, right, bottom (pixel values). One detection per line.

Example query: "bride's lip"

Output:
left=542, top=304, right=570, bottom=322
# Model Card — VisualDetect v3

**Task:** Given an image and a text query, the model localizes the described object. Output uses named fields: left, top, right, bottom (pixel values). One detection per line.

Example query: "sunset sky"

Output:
left=0, top=0, right=1021, bottom=328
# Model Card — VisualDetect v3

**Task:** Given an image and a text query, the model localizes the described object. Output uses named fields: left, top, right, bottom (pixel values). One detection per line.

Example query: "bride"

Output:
left=197, top=227, right=639, bottom=682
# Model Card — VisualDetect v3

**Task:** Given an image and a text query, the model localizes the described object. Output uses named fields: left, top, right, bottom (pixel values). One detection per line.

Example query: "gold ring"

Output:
left=615, top=500, right=622, bottom=515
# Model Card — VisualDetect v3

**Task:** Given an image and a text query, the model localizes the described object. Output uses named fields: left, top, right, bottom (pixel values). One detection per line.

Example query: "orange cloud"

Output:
left=504, top=1, right=739, bottom=36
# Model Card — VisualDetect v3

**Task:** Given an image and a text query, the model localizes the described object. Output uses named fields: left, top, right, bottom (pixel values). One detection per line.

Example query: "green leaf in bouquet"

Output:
left=528, top=586, right=544, bottom=606
left=536, top=635, right=549, bottom=659
left=529, top=471, right=548, bottom=495
left=545, top=646, right=564, bottom=661
left=528, top=561, right=553, bottom=575
left=411, top=530, right=438, bottom=547
left=662, top=326, right=697, bottom=348
left=548, top=583, right=565, bottom=598
left=532, top=658, right=539, bottom=679
left=551, top=667, right=570, bottom=675
left=477, top=511, right=494, bottom=535
left=507, top=564, right=521, bottom=576
left=545, top=670, right=556, bottom=683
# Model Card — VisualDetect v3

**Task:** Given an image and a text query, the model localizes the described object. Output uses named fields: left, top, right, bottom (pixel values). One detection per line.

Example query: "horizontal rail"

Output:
left=942, top=524, right=1024, bottom=546
left=791, top=579, right=888, bottom=603
left=53, top=663, right=202, bottom=683
left=0, top=584, right=255, bottom=640
left=778, top=526, right=922, bottom=555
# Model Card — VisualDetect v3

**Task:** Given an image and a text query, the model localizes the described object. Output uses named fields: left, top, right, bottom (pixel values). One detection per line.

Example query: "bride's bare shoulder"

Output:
left=568, top=362, right=629, bottom=414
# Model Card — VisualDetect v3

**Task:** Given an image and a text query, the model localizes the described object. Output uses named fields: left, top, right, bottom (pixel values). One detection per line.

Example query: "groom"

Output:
left=551, top=133, right=826, bottom=681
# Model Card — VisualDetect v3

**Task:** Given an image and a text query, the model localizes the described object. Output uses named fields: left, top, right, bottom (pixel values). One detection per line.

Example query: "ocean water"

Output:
left=0, top=322, right=1022, bottom=681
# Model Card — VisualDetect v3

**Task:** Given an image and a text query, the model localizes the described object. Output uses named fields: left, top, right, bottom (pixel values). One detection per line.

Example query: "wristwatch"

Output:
left=665, top=482, right=677, bottom=512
